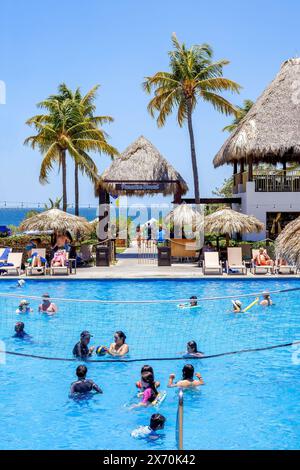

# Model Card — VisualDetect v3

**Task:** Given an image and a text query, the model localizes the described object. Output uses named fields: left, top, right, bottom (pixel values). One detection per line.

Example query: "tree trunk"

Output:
left=75, top=162, right=79, bottom=216
left=187, top=100, right=200, bottom=205
left=61, top=149, right=67, bottom=212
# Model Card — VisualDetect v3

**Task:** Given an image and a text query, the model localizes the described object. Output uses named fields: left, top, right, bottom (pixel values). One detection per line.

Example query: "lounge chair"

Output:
left=203, top=252, right=223, bottom=275
left=0, top=247, right=12, bottom=261
left=251, top=249, right=274, bottom=275
left=26, top=248, right=47, bottom=276
left=276, top=259, right=297, bottom=275
left=2, top=252, right=23, bottom=276
left=226, top=247, right=247, bottom=275
left=50, top=250, right=69, bottom=276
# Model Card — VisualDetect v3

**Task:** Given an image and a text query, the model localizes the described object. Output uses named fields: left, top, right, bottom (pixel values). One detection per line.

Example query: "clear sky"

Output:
left=0, top=0, right=299, bottom=207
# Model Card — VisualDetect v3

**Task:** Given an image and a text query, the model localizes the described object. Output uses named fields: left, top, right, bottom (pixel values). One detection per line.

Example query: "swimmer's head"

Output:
left=42, top=293, right=50, bottom=303
left=76, top=365, right=87, bottom=379
left=150, top=413, right=166, bottom=431
left=182, top=364, right=194, bottom=380
left=141, top=365, right=154, bottom=375
left=141, top=371, right=155, bottom=386
left=190, top=296, right=198, bottom=306
left=234, top=300, right=242, bottom=308
left=19, top=299, right=29, bottom=308
left=80, top=331, right=93, bottom=345
left=17, top=279, right=25, bottom=287
left=187, top=341, right=198, bottom=353
left=262, top=291, right=270, bottom=299
left=114, top=331, right=126, bottom=345
left=15, top=321, right=24, bottom=332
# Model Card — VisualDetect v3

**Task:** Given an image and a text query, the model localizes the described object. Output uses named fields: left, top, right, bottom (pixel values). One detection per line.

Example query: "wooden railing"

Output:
left=233, top=170, right=300, bottom=193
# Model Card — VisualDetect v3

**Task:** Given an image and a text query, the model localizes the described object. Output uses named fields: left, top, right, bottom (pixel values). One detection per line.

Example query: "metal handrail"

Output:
left=176, top=388, right=184, bottom=450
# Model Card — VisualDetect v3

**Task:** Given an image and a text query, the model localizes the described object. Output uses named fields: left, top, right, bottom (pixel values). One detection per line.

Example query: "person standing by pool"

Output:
left=38, top=293, right=58, bottom=315
left=183, top=341, right=204, bottom=358
left=13, top=321, right=31, bottom=340
left=168, top=364, right=204, bottom=388
left=70, top=365, right=102, bottom=397
left=73, top=331, right=95, bottom=359
left=260, top=291, right=273, bottom=307
left=131, top=413, right=166, bottom=440
left=106, top=331, right=129, bottom=357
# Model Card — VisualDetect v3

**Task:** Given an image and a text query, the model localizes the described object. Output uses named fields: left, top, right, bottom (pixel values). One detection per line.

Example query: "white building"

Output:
left=214, top=58, right=300, bottom=241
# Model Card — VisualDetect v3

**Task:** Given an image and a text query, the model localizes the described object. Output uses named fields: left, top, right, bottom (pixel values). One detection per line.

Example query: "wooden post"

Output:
left=98, top=189, right=110, bottom=242
left=248, top=156, right=253, bottom=182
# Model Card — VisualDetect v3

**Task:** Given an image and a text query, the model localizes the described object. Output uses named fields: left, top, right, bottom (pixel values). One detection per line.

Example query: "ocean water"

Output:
left=0, top=207, right=98, bottom=226
left=0, top=278, right=299, bottom=450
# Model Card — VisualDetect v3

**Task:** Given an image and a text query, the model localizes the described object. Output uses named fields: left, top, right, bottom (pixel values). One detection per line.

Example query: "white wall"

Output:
left=232, top=182, right=300, bottom=241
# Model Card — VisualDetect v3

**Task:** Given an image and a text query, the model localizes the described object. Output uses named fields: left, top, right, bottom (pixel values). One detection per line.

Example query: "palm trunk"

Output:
left=187, top=100, right=200, bottom=205
left=61, top=149, right=67, bottom=212
left=75, top=162, right=79, bottom=216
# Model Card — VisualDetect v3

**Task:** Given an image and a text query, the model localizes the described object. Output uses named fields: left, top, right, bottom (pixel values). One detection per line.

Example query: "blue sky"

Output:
left=0, top=0, right=299, bottom=207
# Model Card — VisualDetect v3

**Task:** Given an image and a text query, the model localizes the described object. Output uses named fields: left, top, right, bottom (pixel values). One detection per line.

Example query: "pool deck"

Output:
left=1, top=246, right=299, bottom=280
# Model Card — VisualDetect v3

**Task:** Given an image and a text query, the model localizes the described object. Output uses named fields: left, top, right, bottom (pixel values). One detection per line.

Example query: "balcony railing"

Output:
left=254, top=174, right=300, bottom=192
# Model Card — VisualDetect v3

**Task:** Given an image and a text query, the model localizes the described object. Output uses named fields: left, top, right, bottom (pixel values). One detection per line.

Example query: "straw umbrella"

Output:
left=165, top=203, right=202, bottom=237
left=20, top=209, right=93, bottom=237
left=276, top=216, right=300, bottom=267
left=204, top=208, right=264, bottom=246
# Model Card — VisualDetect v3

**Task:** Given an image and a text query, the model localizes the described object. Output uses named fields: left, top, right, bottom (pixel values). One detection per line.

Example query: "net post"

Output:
left=177, top=388, right=184, bottom=450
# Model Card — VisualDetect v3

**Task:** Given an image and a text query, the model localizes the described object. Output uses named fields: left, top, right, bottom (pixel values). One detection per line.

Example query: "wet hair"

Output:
left=150, top=413, right=166, bottom=431
left=187, top=341, right=198, bottom=353
left=141, top=371, right=158, bottom=402
left=76, top=365, right=87, bottom=378
left=190, top=296, right=197, bottom=300
left=182, top=364, right=194, bottom=380
left=15, top=322, right=24, bottom=332
left=115, top=331, right=126, bottom=344
left=141, top=365, right=154, bottom=375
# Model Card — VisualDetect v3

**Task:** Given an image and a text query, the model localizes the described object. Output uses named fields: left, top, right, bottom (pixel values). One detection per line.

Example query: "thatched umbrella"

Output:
left=20, top=209, right=93, bottom=237
left=165, top=203, right=202, bottom=230
left=95, top=135, right=188, bottom=197
left=276, top=216, right=300, bottom=267
left=204, top=208, right=264, bottom=246
left=214, top=58, right=300, bottom=168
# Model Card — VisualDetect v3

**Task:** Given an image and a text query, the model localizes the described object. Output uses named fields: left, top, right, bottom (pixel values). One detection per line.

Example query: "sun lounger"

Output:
left=50, top=251, right=69, bottom=275
left=276, top=260, right=297, bottom=275
left=226, top=247, right=247, bottom=275
left=0, top=247, right=12, bottom=261
left=203, top=252, right=223, bottom=275
left=3, top=252, right=23, bottom=276
left=26, top=248, right=47, bottom=276
left=251, top=249, right=274, bottom=274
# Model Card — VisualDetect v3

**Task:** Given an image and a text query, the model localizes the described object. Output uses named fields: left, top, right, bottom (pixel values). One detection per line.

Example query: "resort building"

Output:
left=214, top=58, right=300, bottom=241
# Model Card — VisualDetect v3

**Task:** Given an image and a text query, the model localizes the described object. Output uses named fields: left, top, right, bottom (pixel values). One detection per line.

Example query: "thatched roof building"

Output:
left=214, top=58, right=300, bottom=168
left=95, top=135, right=188, bottom=197
left=165, top=203, right=202, bottom=227
left=276, top=215, right=300, bottom=267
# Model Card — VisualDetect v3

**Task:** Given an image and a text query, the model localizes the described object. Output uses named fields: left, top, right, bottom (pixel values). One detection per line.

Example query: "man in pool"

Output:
left=13, top=321, right=31, bottom=340
left=70, top=365, right=102, bottom=396
left=260, top=291, right=273, bottom=307
left=38, top=293, right=58, bottom=315
left=178, top=295, right=198, bottom=309
left=73, top=331, right=95, bottom=359
left=131, top=414, right=166, bottom=440
left=168, top=364, right=204, bottom=388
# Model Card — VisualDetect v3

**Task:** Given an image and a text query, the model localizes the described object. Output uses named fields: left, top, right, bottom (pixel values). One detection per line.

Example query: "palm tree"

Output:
left=144, top=33, right=241, bottom=205
left=223, top=99, right=254, bottom=132
left=44, top=197, right=63, bottom=209
left=25, top=85, right=118, bottom=212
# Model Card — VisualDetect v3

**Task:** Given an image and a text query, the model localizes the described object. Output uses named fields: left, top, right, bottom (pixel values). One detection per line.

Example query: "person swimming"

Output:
left=136, top=365, right=160, bottom=391
left=178, top=295, right=198, bottom=309
left=73, top=331, right=95, bottom=359
left=69, top=365, right=102, bottom=397
left=183, top=341, right=204, bottom=358
left=106, top=331, right=129, bottom=357
left=16, top=299, right=33, bottom=314
left=232, top=299, right=242, bottom=313
left=168, top=364, right=204, bottom=388
left=131, top=413, right=166, bottom=440
left=13, top=321, right=31, bottom=340
left=17, top=279, right=25, bottom=288
left=260, top=291, right=273, bottom=307
left=131, top=371, right=159, bottom=408
left=38, top=293, right=58, bottom=315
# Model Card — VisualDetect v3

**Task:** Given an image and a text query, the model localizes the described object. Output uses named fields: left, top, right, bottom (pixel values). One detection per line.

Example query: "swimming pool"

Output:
left=0, top=278, right=299, bottom=450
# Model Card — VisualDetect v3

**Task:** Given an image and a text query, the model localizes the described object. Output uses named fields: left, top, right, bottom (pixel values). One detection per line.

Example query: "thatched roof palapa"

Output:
left=204, top=208, right=264, bottom=237
left=19, top=209, right=93, bottom=236
left=214, top=58, right=300, bottom=167
left=95, top=136, right=188, bottom=196
left=165, top=203, right=202, bottom=227
left=276, top=216, right=300, bottom=267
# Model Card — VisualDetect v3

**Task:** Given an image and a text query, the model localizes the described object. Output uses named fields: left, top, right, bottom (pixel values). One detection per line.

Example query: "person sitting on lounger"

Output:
left=168, top=364, right=204, bottom=388
left=253, top=248, right=274, bottom=267
left=51, top=249, right=67, bottom=268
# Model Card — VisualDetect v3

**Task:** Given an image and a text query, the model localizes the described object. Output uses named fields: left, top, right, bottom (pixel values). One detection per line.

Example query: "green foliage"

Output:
left=223, top=99, right=254, bottom=132
left=24, top=210, right=40, bottom=220
left=44, top=197, right=63, bottom=209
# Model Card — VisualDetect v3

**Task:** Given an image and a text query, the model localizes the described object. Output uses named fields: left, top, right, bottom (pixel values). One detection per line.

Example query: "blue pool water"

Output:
left=0, top=278, right=299, bottom=450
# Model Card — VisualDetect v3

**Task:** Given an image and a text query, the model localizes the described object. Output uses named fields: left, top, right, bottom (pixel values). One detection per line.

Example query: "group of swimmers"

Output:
left=16, top=292, right=58, bottom=315
left=232, top=291, right=273, bottom=313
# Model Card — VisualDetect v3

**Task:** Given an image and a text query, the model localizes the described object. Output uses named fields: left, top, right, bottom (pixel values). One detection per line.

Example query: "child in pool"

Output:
left=131, top=413, right=166, bottom=440
left=131, top=371, right=159, bottom=408
left=136, top=365, right=160, bottom=392
left=183, top=341, right=204, bottom=358
left=179, top=296, right=198, bottom=309
left=168, top=364, right=204, bottom=388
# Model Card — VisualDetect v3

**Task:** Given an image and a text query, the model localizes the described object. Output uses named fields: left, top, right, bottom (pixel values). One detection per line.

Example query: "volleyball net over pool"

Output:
left=0, top=287, right=300, bottom=363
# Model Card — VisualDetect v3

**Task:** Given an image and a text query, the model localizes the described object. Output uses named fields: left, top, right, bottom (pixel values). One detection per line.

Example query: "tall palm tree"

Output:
left=25, top=85, right=118, bottom=212
left=144, top=33, right=241, bottom=205
left=223, top=99, right=254, bottom=132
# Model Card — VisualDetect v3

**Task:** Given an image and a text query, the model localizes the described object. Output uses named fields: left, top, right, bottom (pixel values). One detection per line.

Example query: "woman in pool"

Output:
left=38, top=293, right=58, bottom=315
left=16, top=299, right=33, bottom=314
left=168, top=364, right=204, bottom=388
left=132, top=371, right=159, bottom=408
left=232, top=299, right=242, bottom=313
left=183, top=341, right=204, bottom=358
left=136, top=365, right=160, bottom=391
left=260, top=291, right=273, bottom=307
left=106, top=331, right=129, bottom=357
